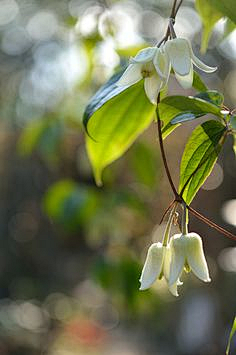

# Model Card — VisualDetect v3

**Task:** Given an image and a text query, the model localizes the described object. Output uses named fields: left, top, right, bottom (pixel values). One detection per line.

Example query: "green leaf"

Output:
left=195, top=90, right=224, bottom=106
left=206, top=0, right=236, bottom=24
left=171, top=112, right=204, bottom=125
left=44, top=180, right=99, bottom=230
left=83, top=71, right=127, bottom=131
left=192, top=71, right=208, bottom=92
left=158, top=94, right=223, bottom=138
left=130, top=142, right=160, bottom=188
left=233, top=134, right=236, bottom=156
left=195, top=0, right=222, bottom=53
left=230, top=116, right=236, bottom=130
left=18, top=117, right=63, bottom=161
left=226, top=316, right=236, bottom=355
left=223, top=18, right=236, bottom=39
left=179, top=120, right=226, bottom=204
left=85, top=80, right=155, bottom=185
left=116, top=44, right=147, bottom=57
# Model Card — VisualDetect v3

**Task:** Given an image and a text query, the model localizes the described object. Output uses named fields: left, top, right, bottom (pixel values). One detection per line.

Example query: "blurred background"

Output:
left=0, top=0, right=235, bottom=354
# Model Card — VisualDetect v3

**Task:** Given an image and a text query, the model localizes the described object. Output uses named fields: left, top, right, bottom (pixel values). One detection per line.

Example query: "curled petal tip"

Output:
left=204, top=277, right=211, bottom=283
left=139, top=282, right=148, bottom=291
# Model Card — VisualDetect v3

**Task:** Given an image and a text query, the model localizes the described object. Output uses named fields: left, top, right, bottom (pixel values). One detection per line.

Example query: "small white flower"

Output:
left=164, top=38, right=217, bottom=89
left=169, top=233, right=211, bottom=286
left=139, top=242, right=181, bottom=296
left=117, top=46, right=169, bottom=105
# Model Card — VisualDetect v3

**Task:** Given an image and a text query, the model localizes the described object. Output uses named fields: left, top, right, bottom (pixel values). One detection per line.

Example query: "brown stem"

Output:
left=157, top=0, right=183, bottom=47
left=159, top=199, right=176, bottom=224
left=187, top=206, right=236, bottom=241
left=170, top=0, right=178, bottom=18
left=156, top=96, right=180, bottom=200
left=174, top=0, right=184, bottom=17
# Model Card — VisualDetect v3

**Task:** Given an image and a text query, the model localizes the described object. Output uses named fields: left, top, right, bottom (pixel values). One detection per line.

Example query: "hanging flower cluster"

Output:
left=117, top=38, right=217, bottom=104
left=117, top=36, right=217, bottom=296
left=139, top=242, right=183, bottom=296
left=139, top=229, right=211, bottom=296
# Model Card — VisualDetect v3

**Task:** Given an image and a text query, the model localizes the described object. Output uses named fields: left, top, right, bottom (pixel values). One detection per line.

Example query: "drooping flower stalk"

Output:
left=139, top=204, right=182, bottom=296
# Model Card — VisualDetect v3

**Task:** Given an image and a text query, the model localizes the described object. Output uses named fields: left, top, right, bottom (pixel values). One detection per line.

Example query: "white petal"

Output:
left=144, top=73, right=162, bottom=105
left=163, top=245, right=171, bottom=280
left=186, top=233, right=211, bottom=282
left=191, top=53, right=217, bottom=73
left=165, top=38, right=191, bottom=76
left=174, top=62, right=193, bottom=89
left=186, top=39, right=217, bottom=73
left=169, top=234, right=185, bottom=286
left=153, top=49, right=170, bottom=79
left=168, top=281, right=180, bottom=297
left=139, top=242, right=164, bottom=290
left=130, top=47, right=157, bottom=63
left=177, top=279, right=183, bottom=286
left=117, top=63, right=142, bottom=87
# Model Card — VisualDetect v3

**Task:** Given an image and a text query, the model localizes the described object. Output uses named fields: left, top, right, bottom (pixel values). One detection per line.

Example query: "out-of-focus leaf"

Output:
left=226, top=316, right=236, bottom=355
left=85, top=80, right=155, bottom=185
left=223, top=18, right=236, bottom=39
left=230, top=118, right=236, bottom=156
left=116, top=44, right=148, bottom=57
left=158, top=94, right=223, bottom=138
left=44, top=180, right=99, bottom=230
left=18, top=117, right=63, bottom=161
left=130, top=142, right=160, bottom=188
left=195, top=0, right=222, bottom=53
left=207, top=0, right=236, bottom=24
left=179, top=120, right=226, bottom=204
left=233, top=135, right=236, bottom=156
left=230, top=116, right=236, bottom=130
left=192, top=71, right=208, bottom=92
left=92, top=254, right=142, bottom=310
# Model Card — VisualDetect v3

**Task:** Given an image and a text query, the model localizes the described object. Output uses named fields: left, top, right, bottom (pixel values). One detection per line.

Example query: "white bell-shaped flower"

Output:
left=164, top=38, right=217, bottom=89
left=139, top=242, right=181, bottom=296
left=117, top=46, right=169, bottom=105
left=169, top=233, right=211, bottom=286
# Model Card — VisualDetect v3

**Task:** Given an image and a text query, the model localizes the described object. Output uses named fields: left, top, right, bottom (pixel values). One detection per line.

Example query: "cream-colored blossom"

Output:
left=117, top=46, right=169, bottom=104
left=164, top=38, right=217, bottom=89
left=139, top=242, right=181, bottom=296
left=169, top=233, right=211, bottom=286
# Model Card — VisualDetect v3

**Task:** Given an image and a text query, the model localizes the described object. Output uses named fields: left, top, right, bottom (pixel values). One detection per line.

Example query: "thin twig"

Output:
left=156, top=95, right=180, bottom=200
left=159, top=199, right=175, bottom=224
left=156, top=0, right=182, bottom=47
left=170, top=0, right=178, bottom=18
left=187, top=206, right=236, bottom=241
left=174, top=0, right=184, bottom=17
left=169, top=18, right=177, bottom=39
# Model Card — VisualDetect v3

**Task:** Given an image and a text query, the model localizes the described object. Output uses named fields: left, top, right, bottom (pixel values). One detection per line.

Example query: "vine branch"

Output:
left=157, top=0, right=183, bottom=47
left=188, top=206, right=236, bottom=241
left=155, top=0, right=236, bottom=242
left=156, top=95, right=180, bottom=201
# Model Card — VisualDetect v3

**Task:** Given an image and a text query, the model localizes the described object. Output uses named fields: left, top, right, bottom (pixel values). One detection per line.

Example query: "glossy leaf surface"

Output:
left=179, top=120, right=226, bottom=204
left=158, top=93, right=223, bottom=138
left=85, top=80, right=155, bottom=185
